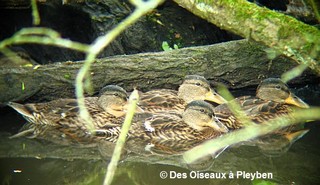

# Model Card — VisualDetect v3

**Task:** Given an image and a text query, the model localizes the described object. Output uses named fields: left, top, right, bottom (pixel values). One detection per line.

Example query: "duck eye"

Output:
left=199, top=108, right=205, bottom=113
left=195, top=82, right=201, bottom=86
left=114, top=93, right=119, bottom=97
left=275, top=85, right=281, bottom=90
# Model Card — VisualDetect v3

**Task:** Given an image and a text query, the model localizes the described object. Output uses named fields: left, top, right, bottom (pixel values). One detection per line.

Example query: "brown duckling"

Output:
left=8, top=85, right=131, bottom=129
left=138, top=75, right=227, bottom=113
left=214, top=78, right=309, bottom=129
left=95, top=100, right=228, bottom=143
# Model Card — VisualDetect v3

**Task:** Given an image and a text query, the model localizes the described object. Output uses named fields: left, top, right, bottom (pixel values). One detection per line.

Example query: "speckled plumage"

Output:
left=214, top=78, right=309, bottom=129
left=8, top=85, right=129, bottom=132
left=93, top=100, right=227, bottom=144
left=138, top=75, right=226, bottom=114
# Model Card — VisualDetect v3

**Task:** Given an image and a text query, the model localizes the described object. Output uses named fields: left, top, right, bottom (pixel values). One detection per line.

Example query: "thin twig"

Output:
left=103, top=89, right=139, bottom=185
left=281, top=63, right=309, bottom=83
left=0, top=29, right=89, bottom=53
left=31, top=0, right=40, bottom=25
left=217, top=85, right=256, bottom=127
left=15, top=27, right=60, bottom=38
left=75, top=0, right=164, bottom=132
left=281, top=47, right=311, bottom=83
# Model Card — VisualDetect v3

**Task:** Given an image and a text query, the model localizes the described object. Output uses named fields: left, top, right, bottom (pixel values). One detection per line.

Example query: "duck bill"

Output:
left=205, top=90, right=227, bottom=105
left=285, top=94, right=309, bottom=108
left=285, top=129, right=309, bottom=143
left=123, top=103, right=144, bottom=113
left=211, top=117, right=229, bottom=133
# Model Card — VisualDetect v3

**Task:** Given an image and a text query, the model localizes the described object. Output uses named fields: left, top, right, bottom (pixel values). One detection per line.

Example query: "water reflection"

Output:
left=1, top=121, right=319, bottom=184
left=254, top=129, right=309, bottom=157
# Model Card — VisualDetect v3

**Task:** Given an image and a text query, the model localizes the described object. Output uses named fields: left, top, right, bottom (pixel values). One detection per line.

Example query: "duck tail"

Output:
left=7, top=102, right=35, bottom=120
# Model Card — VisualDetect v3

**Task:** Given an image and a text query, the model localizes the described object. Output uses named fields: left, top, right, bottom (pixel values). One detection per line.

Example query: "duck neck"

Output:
left=105, top=106, right=126, bottom=117
left=98, top=97, right=126, bottom=117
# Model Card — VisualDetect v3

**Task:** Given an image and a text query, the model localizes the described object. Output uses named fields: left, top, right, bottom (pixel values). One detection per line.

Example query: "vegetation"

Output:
left=174, top=0, right=320, bottom=75
left=103, top=89, right=139, bottom=185
left=161, top=41, right=179, bottom=51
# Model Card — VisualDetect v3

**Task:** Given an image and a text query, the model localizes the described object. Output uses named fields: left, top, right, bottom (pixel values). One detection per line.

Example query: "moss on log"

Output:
left=173, top=0, right=320, bottom=74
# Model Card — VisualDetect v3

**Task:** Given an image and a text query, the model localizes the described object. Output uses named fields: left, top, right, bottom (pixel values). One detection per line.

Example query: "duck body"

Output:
left=138, top=75, right=226, bottom=114
left=8, top=98, right=126, bottom=142
left=126, top=115, right=221, bottom=156
left=130, top=114, right=220, bottom=141
left=95, top=100, right=228, bottom=143
left=138, top=89, right=185, bottom=113
left=8, top=98, right=107, bottom=128
left=8, top=85, right=130, bottom=134
left=214, top=97, right=294, bottom=129
left=214, top=78, right=309, bottom=130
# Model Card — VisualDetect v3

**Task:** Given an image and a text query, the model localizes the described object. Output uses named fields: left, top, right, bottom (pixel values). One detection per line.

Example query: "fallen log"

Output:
left=0, top=39, right=318, bottom=104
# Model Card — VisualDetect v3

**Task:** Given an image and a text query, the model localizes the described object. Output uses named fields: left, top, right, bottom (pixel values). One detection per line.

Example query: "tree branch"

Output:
left=173, top=0, right=320, bottom=74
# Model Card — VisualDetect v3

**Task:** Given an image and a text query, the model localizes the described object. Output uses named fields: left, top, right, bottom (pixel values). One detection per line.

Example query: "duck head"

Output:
left=182, top=100, right=228, bottom=132
left=178, top=75, right=227, bottom=104
left=256, top=78, right=309, bottom=108
left=98, top=85, right=129, bottom=117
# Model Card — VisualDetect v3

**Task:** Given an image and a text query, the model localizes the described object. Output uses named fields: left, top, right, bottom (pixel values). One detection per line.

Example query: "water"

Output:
left=1, top=88, right=320, bottom=185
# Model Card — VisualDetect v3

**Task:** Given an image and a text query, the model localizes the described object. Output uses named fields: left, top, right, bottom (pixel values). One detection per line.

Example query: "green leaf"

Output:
left=162, top=41, right=172, bottom=51
left=21, top=82, right=25, bottom=91
left=173, top=44, right=179, bottom=49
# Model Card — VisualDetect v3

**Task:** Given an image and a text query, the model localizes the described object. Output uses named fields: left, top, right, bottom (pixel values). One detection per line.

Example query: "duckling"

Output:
left=8, top=85, right=131, bottom=129
left=250, top=78, right=309, bottom=108
left=122, top=101, right=230, bottom=160
left=96, top=100, right=228, bottom=143
left=214, top=78, right=309, bottom=129
left=138, top=75, right=227, bottom=113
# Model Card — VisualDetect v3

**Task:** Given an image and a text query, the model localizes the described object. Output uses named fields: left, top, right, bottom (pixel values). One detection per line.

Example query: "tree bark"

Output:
left=0, top=39, right=317, bottom=104
left=173, top=0, right=320, bottom=74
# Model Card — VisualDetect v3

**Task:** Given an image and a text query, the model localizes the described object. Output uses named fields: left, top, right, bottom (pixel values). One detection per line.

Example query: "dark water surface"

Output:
left=1, top=88, right=320, bottom=185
